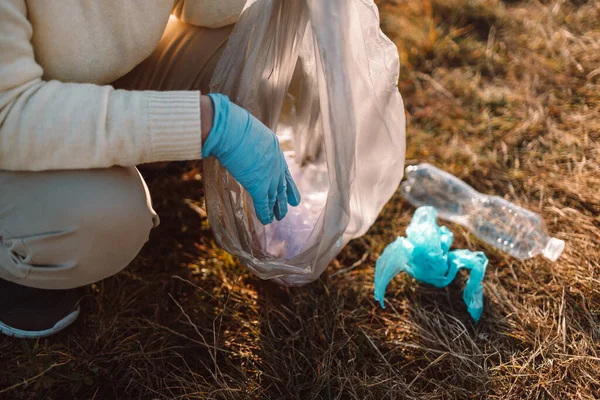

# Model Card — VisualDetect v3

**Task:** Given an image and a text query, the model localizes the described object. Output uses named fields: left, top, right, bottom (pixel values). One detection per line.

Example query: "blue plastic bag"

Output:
left=374, top=207, right=488, bottom=322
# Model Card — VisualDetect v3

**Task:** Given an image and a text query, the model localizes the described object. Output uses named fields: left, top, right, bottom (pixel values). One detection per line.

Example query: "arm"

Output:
left=0, top=0, right=203, bottom=171
left=172, top=0, right=246, bottom=28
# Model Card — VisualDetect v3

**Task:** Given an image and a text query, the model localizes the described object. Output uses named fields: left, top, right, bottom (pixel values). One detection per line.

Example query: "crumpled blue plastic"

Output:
left=374, top=206, right=488, bottom=322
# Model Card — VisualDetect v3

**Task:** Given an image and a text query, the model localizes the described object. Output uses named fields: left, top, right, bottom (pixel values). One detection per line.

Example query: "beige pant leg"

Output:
left=113, top=18, right=234, bottom=93
left=0, top=168, right=159, bottom=290
left=0, top=20, right=233, bottom=290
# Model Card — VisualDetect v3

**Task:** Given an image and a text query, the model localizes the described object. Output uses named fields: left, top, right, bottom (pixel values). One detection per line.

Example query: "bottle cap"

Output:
left=543, top=238, right=565, bottom=262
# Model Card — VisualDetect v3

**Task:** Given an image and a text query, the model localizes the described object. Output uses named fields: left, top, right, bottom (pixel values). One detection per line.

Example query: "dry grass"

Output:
left=1, top=0, right=599, bottom=398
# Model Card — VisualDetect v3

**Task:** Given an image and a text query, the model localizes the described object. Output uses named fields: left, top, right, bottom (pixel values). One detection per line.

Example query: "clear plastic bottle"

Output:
left=400, top=163, right=565, bottom=261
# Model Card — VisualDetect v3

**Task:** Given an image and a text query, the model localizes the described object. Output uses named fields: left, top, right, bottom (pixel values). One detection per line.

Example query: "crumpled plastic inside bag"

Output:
left=204, top=0, right=406, bottom=286
left=374, top=207, right=488, bottom=322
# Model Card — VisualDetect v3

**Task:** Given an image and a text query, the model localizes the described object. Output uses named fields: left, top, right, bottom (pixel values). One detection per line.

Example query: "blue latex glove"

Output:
left=374, top=206, right=488, bottom=322
left=447, top=250, right=487, bottom=322
left=202, top=94, right=301, bottom=225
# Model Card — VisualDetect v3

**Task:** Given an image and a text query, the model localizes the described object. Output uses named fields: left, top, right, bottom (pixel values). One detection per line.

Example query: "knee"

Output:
left=67, top=174, right=158, bottom=286
left=0, top=167, right=158, bottom=289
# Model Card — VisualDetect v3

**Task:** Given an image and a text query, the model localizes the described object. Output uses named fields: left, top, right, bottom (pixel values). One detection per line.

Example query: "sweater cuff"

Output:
left=146, top=91, right=202, bottom=161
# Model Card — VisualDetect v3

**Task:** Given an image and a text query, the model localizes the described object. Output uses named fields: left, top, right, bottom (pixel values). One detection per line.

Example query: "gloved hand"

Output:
left=202, top=94, right=301, bottom=225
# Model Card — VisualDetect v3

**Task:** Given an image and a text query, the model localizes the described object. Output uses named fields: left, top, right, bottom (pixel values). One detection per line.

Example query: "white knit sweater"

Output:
left=0, top=0, right=246, bottom=171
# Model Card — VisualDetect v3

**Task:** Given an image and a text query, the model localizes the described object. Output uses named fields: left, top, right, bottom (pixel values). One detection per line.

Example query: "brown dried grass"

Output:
left=1, top=0, right=598, bottom=398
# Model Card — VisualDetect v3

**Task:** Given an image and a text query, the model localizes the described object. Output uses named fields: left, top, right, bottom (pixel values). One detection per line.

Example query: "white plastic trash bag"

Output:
left=204, top=0, right=406, bottom=286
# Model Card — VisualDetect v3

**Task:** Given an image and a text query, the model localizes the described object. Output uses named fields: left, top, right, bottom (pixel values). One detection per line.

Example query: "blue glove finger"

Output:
left=254, top=198, right=274, bottom=225
left=274, top=174, right=289, bottom=222
left=285, top=168, right=301, bottom=207
left=255, top=175, right=278, bottom=225
left=274, top=199, right=288, bottom=221
left=268, top=175, right=278, bottom=212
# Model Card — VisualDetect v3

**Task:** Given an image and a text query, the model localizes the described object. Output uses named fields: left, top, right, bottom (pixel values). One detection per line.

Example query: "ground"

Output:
left=1, top=0, right=599, bottom=399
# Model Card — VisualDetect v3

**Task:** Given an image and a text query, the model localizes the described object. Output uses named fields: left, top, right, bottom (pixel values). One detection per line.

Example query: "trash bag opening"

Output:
left=205, top=0, right=406, bottom=286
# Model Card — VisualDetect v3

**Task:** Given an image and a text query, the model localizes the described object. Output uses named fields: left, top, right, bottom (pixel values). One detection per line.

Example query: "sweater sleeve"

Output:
left=0, top=0, right=203, bottom=171
left=172, top=0, right=246, bottom=28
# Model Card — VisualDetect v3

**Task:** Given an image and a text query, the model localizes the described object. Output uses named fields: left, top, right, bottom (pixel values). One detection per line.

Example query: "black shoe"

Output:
left=0, top=279, right=81, bottom=339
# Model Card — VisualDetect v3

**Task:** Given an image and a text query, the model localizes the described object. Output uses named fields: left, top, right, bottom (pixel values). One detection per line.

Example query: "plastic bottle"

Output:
left=400, top=164, right=565, bottom=261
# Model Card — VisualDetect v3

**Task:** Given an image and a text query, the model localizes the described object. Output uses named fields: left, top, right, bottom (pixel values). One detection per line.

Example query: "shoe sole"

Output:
left=0, top=306, right=80, bottom=339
